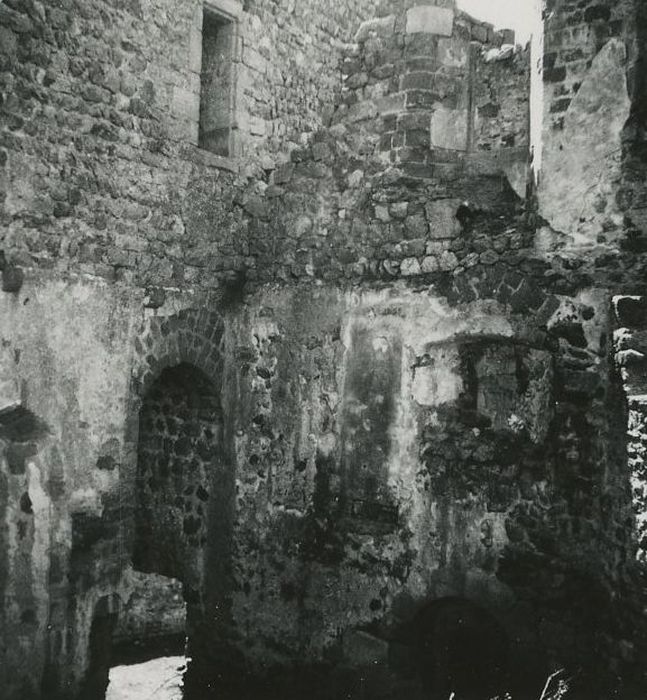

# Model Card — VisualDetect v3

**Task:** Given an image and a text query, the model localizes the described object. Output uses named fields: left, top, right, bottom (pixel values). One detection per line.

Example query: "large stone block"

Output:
left=172, top=85, right=200, bottom=123
left=376, top=92, right=406, bottom=116
left=412, top=344, right=461, bottom=406
left=425, top=199, right=462, bottom=239
left=615, top=296, right=647, bottom=329
left=430, top=106, right=468, bottom=150
left=342, top=630, right=389, bottom=666
left=406, top=6, right=454, bottom=36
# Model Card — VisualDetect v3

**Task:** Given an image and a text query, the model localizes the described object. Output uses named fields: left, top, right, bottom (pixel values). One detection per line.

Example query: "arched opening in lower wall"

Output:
left=394, top=597, right=512, bottom=700
left=108, top=362, right=223, bottom=699
left=133, top=362, right=221, bottom=592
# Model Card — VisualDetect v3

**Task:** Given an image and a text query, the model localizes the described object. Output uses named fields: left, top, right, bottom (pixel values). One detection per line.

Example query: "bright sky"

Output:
left=457, top=0, right=541, bottom=45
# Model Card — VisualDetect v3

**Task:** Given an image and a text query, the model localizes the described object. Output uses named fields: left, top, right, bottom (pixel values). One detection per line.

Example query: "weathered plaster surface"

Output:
left=226, top=286, right=519, bottom=657
left=1, top=0, right=646, bottom=698
left=538, top=39, right=630, bottom=253
left=0, top=274, right=141, bottom=698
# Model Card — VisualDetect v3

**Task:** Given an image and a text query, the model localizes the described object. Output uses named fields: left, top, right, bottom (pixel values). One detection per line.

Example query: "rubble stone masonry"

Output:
left=1, top=1, right=647, bottom=699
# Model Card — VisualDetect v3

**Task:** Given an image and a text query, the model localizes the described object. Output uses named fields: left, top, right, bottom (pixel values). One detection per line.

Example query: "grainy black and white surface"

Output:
left=1, top=0, right=646, bottom=698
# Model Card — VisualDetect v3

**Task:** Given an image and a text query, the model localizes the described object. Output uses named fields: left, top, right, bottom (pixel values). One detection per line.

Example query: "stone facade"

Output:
left=1, top=0, right=647, bottom=699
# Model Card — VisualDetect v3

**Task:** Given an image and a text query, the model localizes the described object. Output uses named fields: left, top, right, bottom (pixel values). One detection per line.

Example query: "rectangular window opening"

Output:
left=199, top=8, right=235, bottom=157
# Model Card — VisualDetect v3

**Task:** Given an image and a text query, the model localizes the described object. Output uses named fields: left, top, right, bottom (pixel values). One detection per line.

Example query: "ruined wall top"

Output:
left=336, top=2, right=528, bottom=183
left=375, top=0, right=457, bottom=18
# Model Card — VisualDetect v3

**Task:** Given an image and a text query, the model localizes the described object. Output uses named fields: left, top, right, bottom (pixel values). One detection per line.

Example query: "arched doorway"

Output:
left=111, top=363, right=224, bottom=695
left=133, top=363, right=222, bottom=591
left=134, top=361, right=222, bottom=623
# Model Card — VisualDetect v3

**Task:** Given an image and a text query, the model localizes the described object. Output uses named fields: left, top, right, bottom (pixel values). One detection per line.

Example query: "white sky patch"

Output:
left=457, top=0, right=539, bottom=45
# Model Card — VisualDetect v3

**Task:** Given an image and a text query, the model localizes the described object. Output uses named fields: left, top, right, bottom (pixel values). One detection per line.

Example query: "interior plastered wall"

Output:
left=0, top=273, right=141, bottom=697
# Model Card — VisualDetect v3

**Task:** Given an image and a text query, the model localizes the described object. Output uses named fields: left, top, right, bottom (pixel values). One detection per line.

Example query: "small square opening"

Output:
left=199, top=8, right=235, bottom=157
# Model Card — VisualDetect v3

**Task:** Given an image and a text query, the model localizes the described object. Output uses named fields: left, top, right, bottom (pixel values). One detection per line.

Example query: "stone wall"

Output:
left=614, top=295, right=647, bottom=562
left=113, top=571, right=186, bottom=657
left=3, top=277, right=629, bottom=698
left=543, top=0, right=626, bottom=122
left=1, top=0, right=647, bottom=699
left=0, top=274, right=140, bottom=699
left=538, top=0, right=647, bottom=692
left=240, top=2, right=530, bottom=288
left=537, top=0, right=647, bottom=277
left=1, top=0, right=241, bottom=289
left=0, top=0, right=531, bottom=296
left=212, top=282, right=634, bottom=698
left=619, top=0, right=647, bottom=279
left=0, top=0, right=377, bottom=292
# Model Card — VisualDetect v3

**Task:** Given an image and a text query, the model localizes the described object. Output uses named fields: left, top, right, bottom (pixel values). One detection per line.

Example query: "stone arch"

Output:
left=121, top=307, right=236, bottom=692
left=127, top=307, right=228, bottom=578
left=130, top=308, right=226, bottom=404
left=133, top=362, right=222, bottom=601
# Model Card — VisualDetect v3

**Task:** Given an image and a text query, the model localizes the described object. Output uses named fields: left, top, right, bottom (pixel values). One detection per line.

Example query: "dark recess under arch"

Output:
left=133, top=362, right=222, bottom=594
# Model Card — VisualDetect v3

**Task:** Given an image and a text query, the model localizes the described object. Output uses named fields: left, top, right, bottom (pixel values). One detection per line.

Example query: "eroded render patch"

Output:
left=538, top=39, right=630, bottom=252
